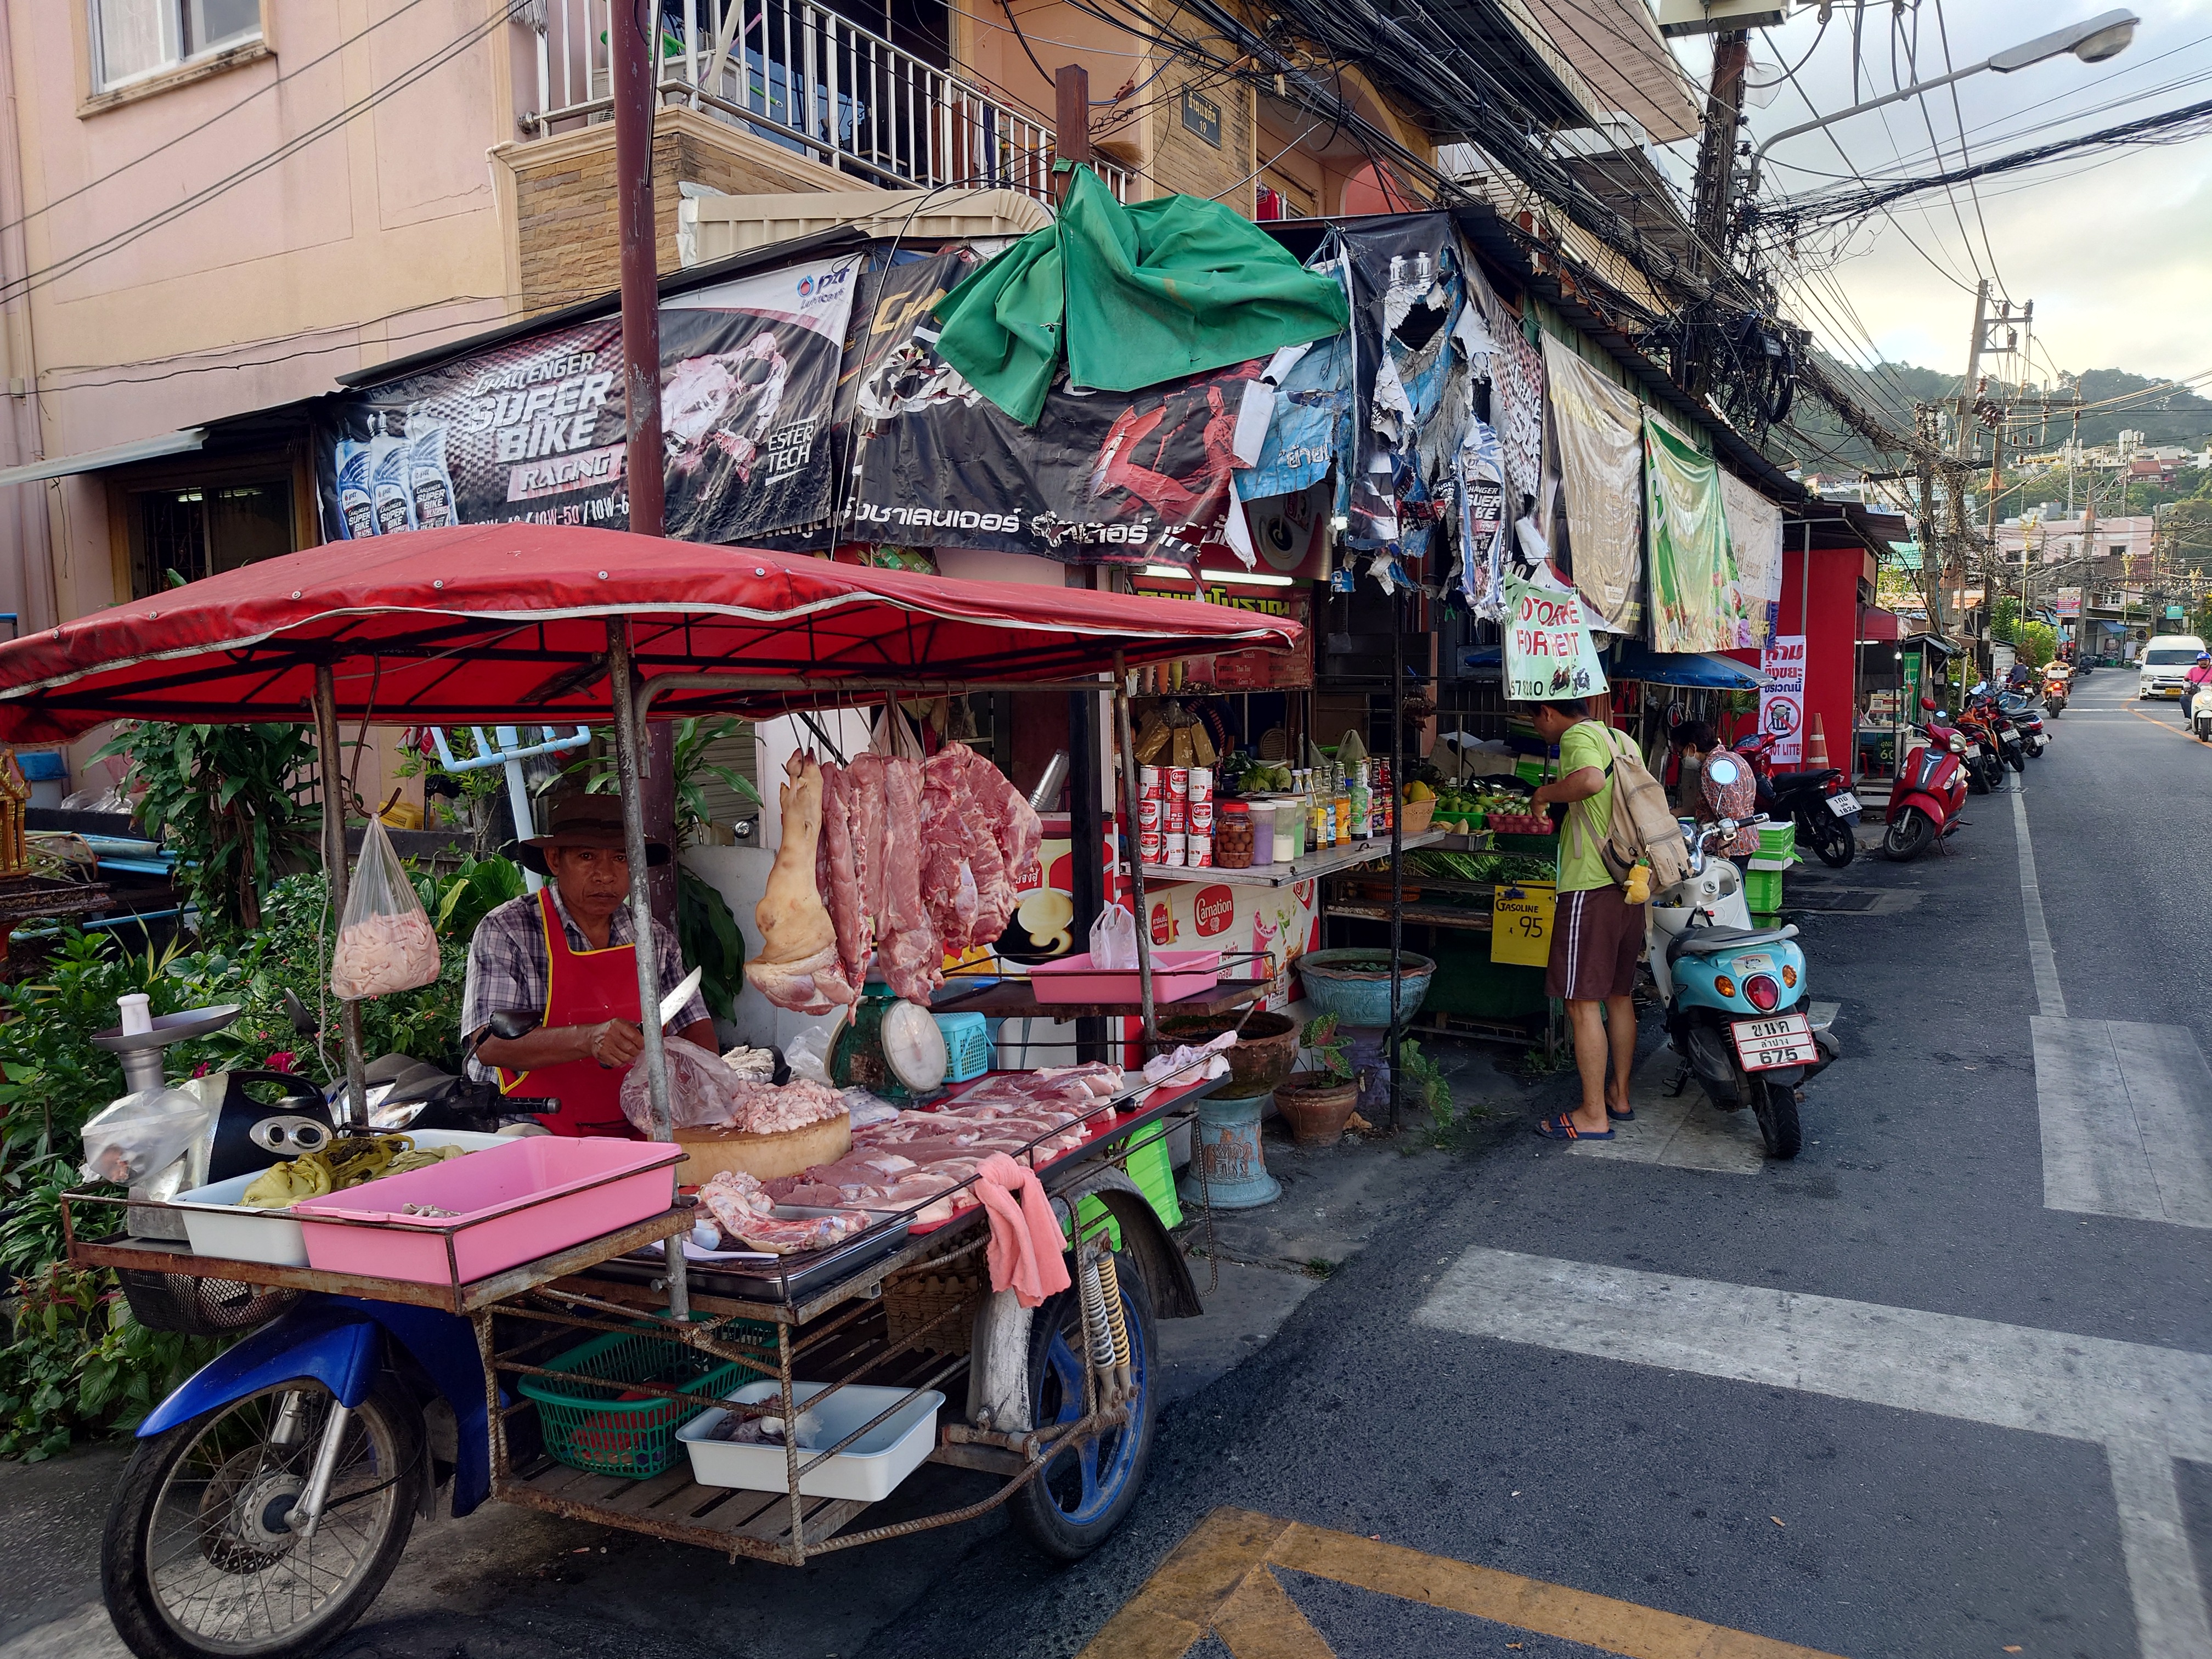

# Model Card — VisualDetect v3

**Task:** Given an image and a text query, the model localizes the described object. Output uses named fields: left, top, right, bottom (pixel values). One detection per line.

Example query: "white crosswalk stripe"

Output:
left=1416, top=1247, right=2212, bottom=1658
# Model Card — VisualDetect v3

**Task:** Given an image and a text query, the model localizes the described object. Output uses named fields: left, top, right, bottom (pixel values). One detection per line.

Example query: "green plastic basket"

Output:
left=1743, top=869, right=1785, bottom=915
left=519, top=1321, right=769, bottom=1480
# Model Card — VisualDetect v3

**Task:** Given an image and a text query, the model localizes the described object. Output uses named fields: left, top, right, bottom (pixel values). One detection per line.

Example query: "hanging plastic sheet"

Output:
left=1237, top=331, right=1351, bottom=501
left=1485, top=291, right=1548, bottom=522
left=1541, top=335, right=1644, bottom=637
left=1643, top=413, right=1742, bottom=654
left=1338, top=215, right=1462, bottom=557
left=1720, top=469, right=1785, bottom=649
left=1455, top=418, right=1508, bottom=614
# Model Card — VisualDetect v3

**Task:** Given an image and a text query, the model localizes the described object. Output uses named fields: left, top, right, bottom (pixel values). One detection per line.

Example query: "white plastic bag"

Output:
left=80, top=1087, right=212, bottom=1185
left=329, top=815, right=439, bottom=1000
left=620, top=1036, right=740, bottom=1133
left=1090, top=902, right=1138, bottom=969
left=783, top=1011, right=845, bottom=1085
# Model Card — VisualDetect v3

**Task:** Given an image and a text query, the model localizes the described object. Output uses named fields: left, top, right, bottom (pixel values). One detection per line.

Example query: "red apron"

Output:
left=496, top=888, right=644, bottom=1138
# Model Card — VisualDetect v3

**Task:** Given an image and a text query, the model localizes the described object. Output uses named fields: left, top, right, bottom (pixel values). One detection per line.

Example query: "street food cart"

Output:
left=0, top=523, right=1300, bottom=1659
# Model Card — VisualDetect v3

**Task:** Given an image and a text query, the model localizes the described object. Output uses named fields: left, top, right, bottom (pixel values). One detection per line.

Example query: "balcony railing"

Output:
left=522, top=0, right=1125, bottom=202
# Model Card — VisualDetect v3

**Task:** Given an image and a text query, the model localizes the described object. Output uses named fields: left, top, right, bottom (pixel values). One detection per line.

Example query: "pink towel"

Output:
left=974, top=1153, right=1072, bottom=1308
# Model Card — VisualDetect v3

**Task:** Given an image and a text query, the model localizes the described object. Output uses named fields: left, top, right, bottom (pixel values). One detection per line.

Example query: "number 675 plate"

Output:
left=1730, top=1012, right=1817, bottom=1071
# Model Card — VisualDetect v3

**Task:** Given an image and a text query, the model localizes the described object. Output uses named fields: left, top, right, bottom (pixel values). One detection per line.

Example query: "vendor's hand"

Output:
left=583, top=1019, right=644, bottom=1069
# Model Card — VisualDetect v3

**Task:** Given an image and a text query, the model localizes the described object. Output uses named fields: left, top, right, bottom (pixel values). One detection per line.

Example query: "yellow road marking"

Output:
left=1080, top=1508, right=1851, bottom=1659
left=2126, top=706, right=2202, bottom=744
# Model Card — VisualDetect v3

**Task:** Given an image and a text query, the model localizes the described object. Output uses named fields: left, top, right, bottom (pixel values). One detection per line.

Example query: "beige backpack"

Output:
left=1565, top=724, right=1691, bottom=895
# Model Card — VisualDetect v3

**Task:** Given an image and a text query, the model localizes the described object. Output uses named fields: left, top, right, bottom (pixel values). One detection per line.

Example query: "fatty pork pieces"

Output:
left=766, top=1064, right=1124, bottom=1225
left=744, top=743, right=1042, bottom=1014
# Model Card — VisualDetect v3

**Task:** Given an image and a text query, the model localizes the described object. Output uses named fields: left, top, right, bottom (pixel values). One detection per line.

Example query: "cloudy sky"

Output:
left=1665, top=0, right=2212, bottom=385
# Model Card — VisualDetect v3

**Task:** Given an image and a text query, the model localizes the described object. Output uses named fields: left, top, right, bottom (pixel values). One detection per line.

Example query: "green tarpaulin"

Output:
left=933, top=167, right=1351, bottom=425
left=1643, top=413, right=1742, bottom=654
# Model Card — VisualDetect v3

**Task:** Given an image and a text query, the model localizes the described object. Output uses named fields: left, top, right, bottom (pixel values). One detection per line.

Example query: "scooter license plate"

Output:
left=1731, top=1012, right=1818, bottom=1071
left=1826, top=792, right=1861, bottom=816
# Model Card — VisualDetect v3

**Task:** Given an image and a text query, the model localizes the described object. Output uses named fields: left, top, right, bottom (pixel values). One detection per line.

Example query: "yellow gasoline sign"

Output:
left=1491, top=882, right=1555, bottom=967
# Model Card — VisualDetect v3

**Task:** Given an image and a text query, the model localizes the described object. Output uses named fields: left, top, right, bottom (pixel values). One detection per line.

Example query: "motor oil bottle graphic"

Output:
left=370, top=411, right=416, bottom=534
left=334, top=438, right=379, bottom=539
left=407, top=414, right=458, bottom=529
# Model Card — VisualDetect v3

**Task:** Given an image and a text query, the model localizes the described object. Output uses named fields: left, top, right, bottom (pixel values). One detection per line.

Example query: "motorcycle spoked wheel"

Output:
left=102, top=1377, right=422, bottom=1659
left=1748, top=1074, right=1804, bottom=1160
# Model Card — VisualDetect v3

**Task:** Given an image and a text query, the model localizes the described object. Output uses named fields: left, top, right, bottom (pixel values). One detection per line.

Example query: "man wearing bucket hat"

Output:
left=463, top=788, right=715, bottom=1137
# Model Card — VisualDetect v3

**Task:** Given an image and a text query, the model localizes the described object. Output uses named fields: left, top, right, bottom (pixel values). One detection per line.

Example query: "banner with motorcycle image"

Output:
left=1503, top=572, right=1607, bottom=702
left=314, top=256, right=863, bottom=545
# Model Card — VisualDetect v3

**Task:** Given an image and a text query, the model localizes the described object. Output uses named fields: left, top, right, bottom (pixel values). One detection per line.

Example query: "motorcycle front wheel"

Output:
left=101, top=1378, right=422, bottom=1659
left=1882, top=808, right=1933, bottom=862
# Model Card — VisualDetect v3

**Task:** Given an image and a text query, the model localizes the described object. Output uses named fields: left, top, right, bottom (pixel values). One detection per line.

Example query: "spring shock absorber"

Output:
left=1096, top=1250, right=1133, bottom=1402
left=1078, top=1246, right=1117, bottom=1380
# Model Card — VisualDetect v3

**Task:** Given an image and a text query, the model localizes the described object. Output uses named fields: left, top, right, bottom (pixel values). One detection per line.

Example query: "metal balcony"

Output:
left=522, top=0, right=1127, bottom=202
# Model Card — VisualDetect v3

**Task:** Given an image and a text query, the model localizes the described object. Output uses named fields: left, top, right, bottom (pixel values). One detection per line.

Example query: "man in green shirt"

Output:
left=1525, top=700, right=1642, bottom=1141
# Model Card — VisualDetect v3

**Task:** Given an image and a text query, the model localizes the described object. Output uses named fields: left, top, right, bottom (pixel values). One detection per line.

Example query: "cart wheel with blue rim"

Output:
left=1012, top=1252, right=1159, bottom=1560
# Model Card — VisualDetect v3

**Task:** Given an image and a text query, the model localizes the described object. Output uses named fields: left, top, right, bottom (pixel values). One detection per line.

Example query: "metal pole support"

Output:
left=312, top=664, right=370, bottom=1130
left=606, top=617, right=688, bottom=1321
left=1110, top=655, right=1156, bottom=1062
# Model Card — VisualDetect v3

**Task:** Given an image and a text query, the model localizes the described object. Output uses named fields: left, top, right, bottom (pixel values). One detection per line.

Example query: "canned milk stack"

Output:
left=1186, top=768, right=1214, bottom=867
left=1137, top=767, right=1164, bottom=866
left=1162, top=765, right=1188, bottom=865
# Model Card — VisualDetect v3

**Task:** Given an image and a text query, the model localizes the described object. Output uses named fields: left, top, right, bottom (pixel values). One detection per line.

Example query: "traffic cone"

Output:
left=1805, top=713, right=1832, bottom=769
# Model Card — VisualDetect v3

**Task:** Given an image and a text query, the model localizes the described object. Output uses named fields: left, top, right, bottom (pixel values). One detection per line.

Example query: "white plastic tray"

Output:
left=172, top=1130, right=507, bottom=1267
left=677, top=1381, right=943, bottom=1502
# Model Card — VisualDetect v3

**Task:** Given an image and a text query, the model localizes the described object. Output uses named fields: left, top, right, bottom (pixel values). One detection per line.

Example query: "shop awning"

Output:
left=0, top=524, right=1302, bottom=742
left=0, top=427, right=206, bottom=490
left=1607, top=644, right=1771, bottom=689
left=1859, top=607, right=1904, bottom=642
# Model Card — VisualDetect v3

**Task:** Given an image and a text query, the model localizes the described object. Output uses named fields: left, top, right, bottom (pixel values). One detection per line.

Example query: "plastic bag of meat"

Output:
left=329, top=815, right=440, bottom=1001
left=618, top=1035, right=742, bottom=1133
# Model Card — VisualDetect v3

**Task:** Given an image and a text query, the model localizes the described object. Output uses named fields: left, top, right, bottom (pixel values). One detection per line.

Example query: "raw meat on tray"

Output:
left=696, top=1170, right=874, bottom=1255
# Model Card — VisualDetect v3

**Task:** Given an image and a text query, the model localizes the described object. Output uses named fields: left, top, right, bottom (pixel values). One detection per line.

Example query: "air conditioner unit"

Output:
left=1657, top=0, right=1795, bottom=37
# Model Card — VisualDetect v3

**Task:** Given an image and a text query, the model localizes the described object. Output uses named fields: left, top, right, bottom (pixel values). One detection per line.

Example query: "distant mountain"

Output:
left=1768, top=356, right=2212, bottom=475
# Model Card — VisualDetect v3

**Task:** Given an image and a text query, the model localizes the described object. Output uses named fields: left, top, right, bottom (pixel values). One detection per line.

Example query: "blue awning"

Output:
left=1608, top=644, right=1770, bottom=689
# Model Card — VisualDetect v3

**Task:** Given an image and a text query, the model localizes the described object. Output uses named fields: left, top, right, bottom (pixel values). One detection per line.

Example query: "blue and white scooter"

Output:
left=1645, top=768, right=1839, bottom=1159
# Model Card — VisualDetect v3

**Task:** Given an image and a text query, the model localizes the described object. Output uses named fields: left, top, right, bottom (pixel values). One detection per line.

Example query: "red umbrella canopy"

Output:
left=0, top=526, right=1301, bottom=742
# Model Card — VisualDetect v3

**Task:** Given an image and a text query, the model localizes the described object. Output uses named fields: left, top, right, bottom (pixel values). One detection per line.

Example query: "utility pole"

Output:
left=1685, top=28, right=1749, bottom=400
left=613, top=0, right=678, bottom=926
left=1953, top=280, right=1990, bottom=462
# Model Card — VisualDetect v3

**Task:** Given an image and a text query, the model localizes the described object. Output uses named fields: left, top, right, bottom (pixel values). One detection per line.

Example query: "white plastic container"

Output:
left=172, top=1130, right=507, bottom=1267
left=678, top=1381, right=943, bottom=1501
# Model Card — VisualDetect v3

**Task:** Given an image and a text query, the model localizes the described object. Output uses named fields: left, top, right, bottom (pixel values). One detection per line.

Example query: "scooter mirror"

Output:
left=1704, top=754, right=1743, bottom=788
left=1920, top=696, right=1938, bottom=712
left=486, top=1010, right=540, bottom=1042
left=281, top=989, right=318, bottom=1039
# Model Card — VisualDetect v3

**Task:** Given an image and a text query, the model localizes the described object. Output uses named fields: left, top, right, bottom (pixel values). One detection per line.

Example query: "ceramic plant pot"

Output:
left=1272, top=1071, right=1362, bottom=1146
left=1155, top=1010, right=1301, bottom=1092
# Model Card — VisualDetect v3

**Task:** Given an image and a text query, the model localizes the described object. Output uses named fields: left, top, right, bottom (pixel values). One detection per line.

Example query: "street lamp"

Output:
left=1747, top=10, right=2138, bottom=194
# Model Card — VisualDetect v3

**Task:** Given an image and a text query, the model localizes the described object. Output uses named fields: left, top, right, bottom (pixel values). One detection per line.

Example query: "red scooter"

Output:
left=1882, top=697, right=1970, bottom=862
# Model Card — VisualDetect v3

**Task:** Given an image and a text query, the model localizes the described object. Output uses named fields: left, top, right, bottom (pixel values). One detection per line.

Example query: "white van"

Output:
left=2138, top=634, right=2208, bottom=699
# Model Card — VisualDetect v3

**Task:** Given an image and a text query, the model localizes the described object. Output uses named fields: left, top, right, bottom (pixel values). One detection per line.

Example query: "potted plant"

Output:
left=1273, top=1013, right=1364, bottom=1146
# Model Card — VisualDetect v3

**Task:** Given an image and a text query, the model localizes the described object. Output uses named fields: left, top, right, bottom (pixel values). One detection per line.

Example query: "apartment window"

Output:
left=91, top=0, right=261, bottom=93
left=2111, top=543, right=2126, bottom=557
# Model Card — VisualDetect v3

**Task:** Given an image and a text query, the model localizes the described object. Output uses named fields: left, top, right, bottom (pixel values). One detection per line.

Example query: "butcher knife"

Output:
left=658, top=966, right=704, bottom=1031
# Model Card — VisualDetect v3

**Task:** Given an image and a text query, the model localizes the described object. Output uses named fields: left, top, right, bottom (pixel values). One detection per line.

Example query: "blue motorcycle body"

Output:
left=138, top=1295, right=495, bottom=1517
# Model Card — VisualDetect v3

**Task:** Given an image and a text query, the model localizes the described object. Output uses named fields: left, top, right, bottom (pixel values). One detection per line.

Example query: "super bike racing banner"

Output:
left=844, top=262, right=1259, bottom=563
left=316, top=255, right=861, bottom=544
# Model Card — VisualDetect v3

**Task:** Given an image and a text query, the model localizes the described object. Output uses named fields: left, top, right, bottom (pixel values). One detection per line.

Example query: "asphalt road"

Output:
left=863, top=669, right=2212, bottom=1659
left=5, top=676, right=2205, bottom=1659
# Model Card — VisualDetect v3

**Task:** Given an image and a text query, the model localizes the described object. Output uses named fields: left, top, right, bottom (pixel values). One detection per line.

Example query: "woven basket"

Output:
left=883, top=1269, right=985, bottom=1357
left=1398, top=798, right=1437, bottom=836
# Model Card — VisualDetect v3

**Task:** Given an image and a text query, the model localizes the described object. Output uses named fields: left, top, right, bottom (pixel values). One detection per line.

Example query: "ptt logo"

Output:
left=796, top=275, right=816, bottom=297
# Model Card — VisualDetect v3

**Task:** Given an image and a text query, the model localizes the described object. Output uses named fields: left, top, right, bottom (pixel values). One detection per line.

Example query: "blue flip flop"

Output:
left=1608, top=1104, right=1635, bottom=1122
left=1533, top=1112, right=1612, bottom=1141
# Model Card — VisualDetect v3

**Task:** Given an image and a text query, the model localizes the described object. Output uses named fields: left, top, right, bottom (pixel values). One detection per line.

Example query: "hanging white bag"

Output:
left=329, top=815, right=441, bottom=1000
left=1090, top=901, right=1138, bottom=969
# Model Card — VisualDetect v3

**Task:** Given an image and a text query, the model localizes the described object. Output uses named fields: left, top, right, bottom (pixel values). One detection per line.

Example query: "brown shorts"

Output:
left=1545, top=884, right=1645, bottom=1002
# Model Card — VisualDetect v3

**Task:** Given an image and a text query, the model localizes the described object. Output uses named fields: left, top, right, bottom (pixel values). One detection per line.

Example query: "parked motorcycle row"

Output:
left=1880, top=677, right=2062, bottom=862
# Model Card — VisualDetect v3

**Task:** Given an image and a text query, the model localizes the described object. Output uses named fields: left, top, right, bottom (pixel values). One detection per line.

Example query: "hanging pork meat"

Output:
left=744, top=751, right=855, bottom=1013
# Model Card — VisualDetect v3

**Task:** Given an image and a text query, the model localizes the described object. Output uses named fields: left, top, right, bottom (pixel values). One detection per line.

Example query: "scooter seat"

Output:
left=1667, top=923, right=1799, bottom=961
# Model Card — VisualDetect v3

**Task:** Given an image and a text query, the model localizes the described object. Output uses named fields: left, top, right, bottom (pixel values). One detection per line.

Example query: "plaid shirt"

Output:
left=461, top=887, right=710, bottom=1080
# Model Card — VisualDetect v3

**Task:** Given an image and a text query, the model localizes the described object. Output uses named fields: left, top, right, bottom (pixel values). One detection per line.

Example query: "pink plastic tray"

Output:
left=291, top=1137, right=684, bottom=1287
left=1027, top=949, right=1221, bottom=1005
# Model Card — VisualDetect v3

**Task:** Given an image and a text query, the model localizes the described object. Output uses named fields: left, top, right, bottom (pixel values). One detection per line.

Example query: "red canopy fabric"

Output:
left=0, top=525, right=1301, bottom=742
